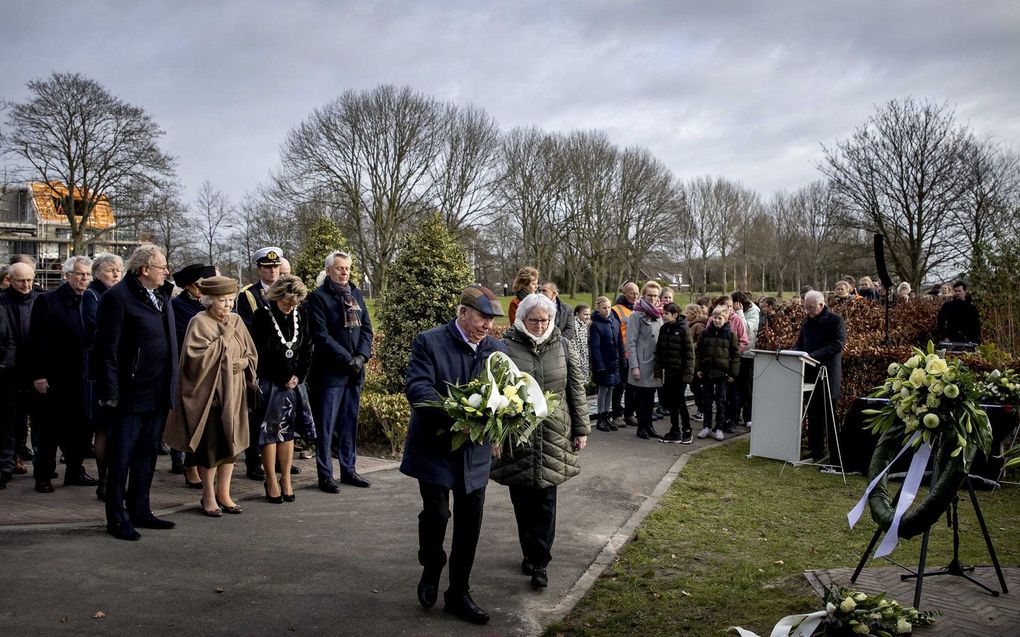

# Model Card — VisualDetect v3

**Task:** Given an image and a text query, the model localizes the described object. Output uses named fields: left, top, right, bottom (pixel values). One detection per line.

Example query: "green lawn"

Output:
left=544, top=439, right=1020, bottom=637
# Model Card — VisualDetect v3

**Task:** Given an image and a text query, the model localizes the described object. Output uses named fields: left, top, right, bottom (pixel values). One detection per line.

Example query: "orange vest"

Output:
left=612, top=304, right=633, bottom=357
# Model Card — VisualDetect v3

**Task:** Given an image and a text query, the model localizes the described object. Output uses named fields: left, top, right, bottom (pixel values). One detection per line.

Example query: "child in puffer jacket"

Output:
left=654, top=303, right=695, bottom=443
left=695, top=306, right=740, bottom=441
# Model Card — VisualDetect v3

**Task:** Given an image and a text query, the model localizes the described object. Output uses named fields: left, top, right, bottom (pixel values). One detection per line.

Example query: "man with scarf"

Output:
left=307, top=250, right=373, bottom=493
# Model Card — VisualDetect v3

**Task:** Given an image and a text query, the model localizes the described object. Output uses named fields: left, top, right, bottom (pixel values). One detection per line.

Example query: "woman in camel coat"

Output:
left=165, top=276, right=257, bottom=517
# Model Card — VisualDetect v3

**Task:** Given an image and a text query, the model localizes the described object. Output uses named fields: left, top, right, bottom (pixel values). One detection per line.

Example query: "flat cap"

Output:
left=460, top=284, right=504, bottom=317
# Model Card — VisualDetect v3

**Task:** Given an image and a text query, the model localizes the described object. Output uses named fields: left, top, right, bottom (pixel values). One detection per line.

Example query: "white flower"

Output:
left=852, top=622, right=871, bottom=634
left=943, top=384, right=960, bottom=398
left=892, top=380, right=903, bottom=392
left=896, top=617, right=913, bottom=634
left=909, top=368, right=927, bottom=388
left=888, top=362, right=901, bottom=376
left=853, top=592, right=868, bottom=602
left=826, top=602, right=837, bottom=615
left=904, top=355, right=922, bottom=369
left=467, top=393, right=483, bottom=408
left=498, top=395, right=510, bottom=410
left=929, top=381, right=944, bottom=395
left=943, top=368, right=957, bottom=382
left=912, top=404, right=927, bottom=415
left=905, top=415, right=920, bottom=430
left=840, top=597, right=857, bottom=612
left=926, top=393, right=939, bottom=408
left=923, top=413, right=940, bottom=429
left=926, top=357, right=949, bottom=375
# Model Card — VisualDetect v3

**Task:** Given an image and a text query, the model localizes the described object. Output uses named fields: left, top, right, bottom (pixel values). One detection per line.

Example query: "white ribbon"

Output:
left=730, top=610, right=827, bottom=637
left=483, top=351, right=549, bottom=418
left=874, top=441, right=931, bottom=557
left=847, top=431, right=921, bottom=529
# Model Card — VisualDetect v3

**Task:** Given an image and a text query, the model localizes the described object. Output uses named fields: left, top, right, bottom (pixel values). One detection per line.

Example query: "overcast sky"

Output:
left=2, top=1, right=1019, bottom=207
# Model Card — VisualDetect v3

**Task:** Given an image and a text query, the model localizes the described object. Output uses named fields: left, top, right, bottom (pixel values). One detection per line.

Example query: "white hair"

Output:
left=324, top=251, right=351, bottom=270
left=62, top=255, right=93, bottom=274
left=91, top=253, right=123, bottom=277
left=804, top=290, right=825, bottom=306
left=517, top=292, right=557, bottom=322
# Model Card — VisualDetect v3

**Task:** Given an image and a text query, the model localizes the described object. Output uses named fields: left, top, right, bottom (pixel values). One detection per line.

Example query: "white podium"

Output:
left=748, top=350, right=820, bottom=463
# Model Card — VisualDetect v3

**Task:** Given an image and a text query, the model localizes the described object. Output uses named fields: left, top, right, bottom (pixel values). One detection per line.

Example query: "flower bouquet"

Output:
left=977, top=368, right=1020, bottom=405
left=417, top=351, right=560, bottom=451
left=732, top=586, right=937, bottom=636
left=863, top=342, right=991, bottom=464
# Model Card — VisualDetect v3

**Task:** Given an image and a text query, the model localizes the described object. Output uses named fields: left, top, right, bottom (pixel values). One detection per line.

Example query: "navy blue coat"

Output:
left=94, top=274, right=178, bottom=413
left=29, top=282, right=86, bottom=397
left=795, top=306, right=846, bottom=399
left=171, top=291, right=204, bottom=350
left=588, top=311, right=622, bottom=386
left=400, top=319, right=508, bottom=494
left=1, top=287, right=37, bottom=389
left=0, top=297, right=14, bottom=379
left=306, top=279, right=372, bottom=387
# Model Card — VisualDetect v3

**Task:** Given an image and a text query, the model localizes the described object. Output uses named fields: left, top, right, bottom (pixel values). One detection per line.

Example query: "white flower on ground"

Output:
left=896, top=617, right=913, bottom=634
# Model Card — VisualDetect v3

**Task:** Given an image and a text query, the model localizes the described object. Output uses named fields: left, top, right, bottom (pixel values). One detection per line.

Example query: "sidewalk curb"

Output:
left=543, top=433, right=748, bottom=630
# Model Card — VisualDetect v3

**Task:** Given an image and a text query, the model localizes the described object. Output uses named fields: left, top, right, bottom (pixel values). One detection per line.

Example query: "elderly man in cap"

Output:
left=400, top=284, right=508, bottom=625
left=167, top=263, right=217, bottom=480
left=95, top=244, right=178, bottom=540
left=307, top=250, right=373, bottom=492
left=1, top=261, right=39, bottom=477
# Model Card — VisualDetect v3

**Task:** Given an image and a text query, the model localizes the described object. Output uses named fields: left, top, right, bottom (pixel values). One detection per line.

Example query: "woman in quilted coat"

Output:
left=491, top=293, right=590, bottom=590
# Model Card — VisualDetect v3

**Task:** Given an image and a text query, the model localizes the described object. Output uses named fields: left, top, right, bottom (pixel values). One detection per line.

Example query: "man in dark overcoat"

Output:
left=400, top=285, right=508, bottom=625
left=95, top=245, right=178, bottom=541
left=1, top=262, right=36, bottom=481
left=307, top=250, right=373, bottom=492
left=29, top=256, right=94, bottom=492
left=795, top=290, right=847, bottom=462
left=0, top=294, right=16, bottom=488
left=936, top=280, right=982, bottom=344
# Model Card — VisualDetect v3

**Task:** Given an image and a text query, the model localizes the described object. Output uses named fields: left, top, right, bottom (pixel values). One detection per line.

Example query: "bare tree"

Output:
left=491, top=126, right=563, bottom=278
left=616, top=146, right=681, bottom=286
left=431, top=104, right=500, bottom=235
left=141, top=182, right=191, bottom=266
left=191, top=181, right=234, bottom=264
left=821, top=98, right=972, bottom=290
left=686, top=176, right=721, bottom=292
left=952, top=138, right=1020, bottom=272
left=275, top=85, right=447, bottom=294
left=791, top=181, right=843, bottom=289
left=3, top=72, right=175, bottom=253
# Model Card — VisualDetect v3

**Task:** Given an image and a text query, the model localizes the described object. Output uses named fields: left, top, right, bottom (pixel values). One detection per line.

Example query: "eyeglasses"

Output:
left=148, top=262, right=170, bottom=272
left=67, top=271, right=90, bottom=277
left=526, top=318, right=550, bottom=326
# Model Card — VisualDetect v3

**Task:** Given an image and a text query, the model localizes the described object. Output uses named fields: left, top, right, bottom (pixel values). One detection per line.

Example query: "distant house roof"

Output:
left=30, top=181, right=116, bottom=229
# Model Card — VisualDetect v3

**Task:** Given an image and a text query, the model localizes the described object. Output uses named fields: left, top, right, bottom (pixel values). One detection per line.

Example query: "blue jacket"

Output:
left=400, top=319, right=508, bottom=494
left=171, top=291, right=204, bottom=350
left=588, top=311, right=623, bottom=386
left=795, top=306, right=846, bottom=399
left=306, top=279, right=373, bottom=387
left=94, top=274, right=178, bottom=413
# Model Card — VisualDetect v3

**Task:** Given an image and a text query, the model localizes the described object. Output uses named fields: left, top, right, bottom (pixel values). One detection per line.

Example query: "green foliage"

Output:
left=376, top=212, right=473, bottom=393
left=971, top=239, right=1020, bottom=356
left=358, top=391, right=410, bottom=457
left=292, top=217, right=359, bottom=289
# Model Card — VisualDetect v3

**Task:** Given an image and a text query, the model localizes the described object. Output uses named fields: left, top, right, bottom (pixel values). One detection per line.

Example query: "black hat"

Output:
left=173, top=264, right=216, bottom=289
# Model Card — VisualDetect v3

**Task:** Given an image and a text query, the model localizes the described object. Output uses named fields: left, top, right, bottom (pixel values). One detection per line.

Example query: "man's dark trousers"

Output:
left=418, top=480, right=485, bottom=594
left=105, top=409, right=164, bottom=525
left=33, top=393, right=88, bottom=483
left=311, top=373, right=363, bottom=480
left=508, top=485, right=557, bottom=569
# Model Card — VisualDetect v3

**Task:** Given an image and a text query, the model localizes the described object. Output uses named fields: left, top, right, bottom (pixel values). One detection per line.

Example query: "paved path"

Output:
left=2, top=423, right=1016, bottom=636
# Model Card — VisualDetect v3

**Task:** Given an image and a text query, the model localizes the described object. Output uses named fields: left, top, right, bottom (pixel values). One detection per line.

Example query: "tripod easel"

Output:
left=850, top=453, right=1008, bottom=608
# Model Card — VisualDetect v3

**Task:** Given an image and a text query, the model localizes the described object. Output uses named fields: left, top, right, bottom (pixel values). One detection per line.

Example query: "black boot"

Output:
left=645, top=422, right=662, bottom=439
left=605, top=412, right=618, bottom=431
left=595, top=412, right=612, bottom=432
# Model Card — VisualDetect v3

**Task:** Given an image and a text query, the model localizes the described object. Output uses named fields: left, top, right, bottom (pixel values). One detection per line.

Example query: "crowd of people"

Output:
left=0, top=245, right=374, bottom=541
left=0, top=252, right=984, bottom=625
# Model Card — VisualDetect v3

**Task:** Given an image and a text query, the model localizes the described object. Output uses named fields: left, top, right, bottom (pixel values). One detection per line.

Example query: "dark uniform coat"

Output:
left=794, top=306, right=847, bottom=401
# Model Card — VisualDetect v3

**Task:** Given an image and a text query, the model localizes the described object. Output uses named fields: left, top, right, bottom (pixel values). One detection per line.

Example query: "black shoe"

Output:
left=131, top=515, right=176, bottom=530
left=0, top=473, right=9, bottom=489
left=184, top=476, right=204, bottom=489
left=35, top=480, right=54, bottom=493
left=64, top=471, right=99, bottom=486
left=96, top=485, right=106, bottom=502
left=340, top=471, right=371, bottom=488
left=282, top=491, right=295, bottom=503
left=417, top=567, right=442, bottom=609
left=595, top=421, right=612, bottom=432
left=636, top=427, right=650, bottom=440
left=264, top=482, right=284, bottom=504
left=246, top=467, right=266, bottom=481
left=681, top=430, right=694, bottom=444
left=290, top=465, right=301, bottom=475
left=521, top=558, right=535, bottom=575
left=531, top=567, right=548, bottom=589
left=646, top=424, right=662, bottom=439
left=318, top=479, right=340, bottom=494
left=444, top=590, right=489, bottom=625
left=107, top=522, right=141, bottom=541
left=661, top=429, right=683, bottom=443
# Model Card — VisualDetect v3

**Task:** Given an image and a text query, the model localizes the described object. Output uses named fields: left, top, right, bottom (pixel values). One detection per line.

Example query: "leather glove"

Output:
left=350, top=355, right=366, bottom=375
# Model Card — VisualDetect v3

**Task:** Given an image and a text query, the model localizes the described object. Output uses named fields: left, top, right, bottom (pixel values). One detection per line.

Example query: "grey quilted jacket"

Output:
left=490, top=326, right=591, bottom=488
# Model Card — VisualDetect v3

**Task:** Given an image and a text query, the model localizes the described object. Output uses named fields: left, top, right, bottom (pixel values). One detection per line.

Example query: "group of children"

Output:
left=588, top=290, right=746, bottom=444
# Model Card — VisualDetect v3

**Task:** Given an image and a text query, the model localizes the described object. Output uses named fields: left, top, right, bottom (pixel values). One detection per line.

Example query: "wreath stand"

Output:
left=849, top=454, right=1008, bottom=608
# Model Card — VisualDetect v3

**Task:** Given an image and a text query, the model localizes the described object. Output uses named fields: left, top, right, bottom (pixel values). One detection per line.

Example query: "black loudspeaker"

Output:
left=874, top=233, right=894, bottom=290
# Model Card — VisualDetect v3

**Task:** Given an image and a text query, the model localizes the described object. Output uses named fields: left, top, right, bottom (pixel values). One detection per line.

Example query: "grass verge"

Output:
left=544, top=438, right=1020, bottom=636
